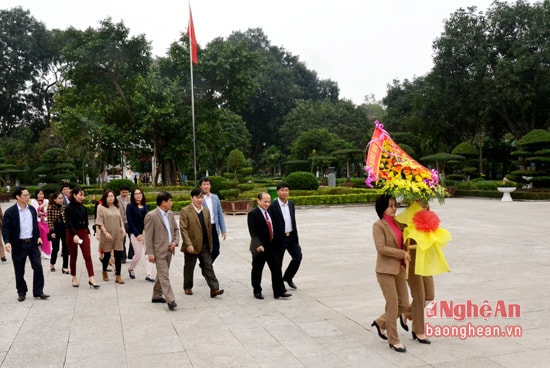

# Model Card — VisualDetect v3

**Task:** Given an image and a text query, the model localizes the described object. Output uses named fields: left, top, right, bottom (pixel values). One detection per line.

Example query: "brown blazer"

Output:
left=144, top=207, right=180, bottom=258
left=180, top=205, right=213, bottom=254
left=372, top=219, right=407, bottom=275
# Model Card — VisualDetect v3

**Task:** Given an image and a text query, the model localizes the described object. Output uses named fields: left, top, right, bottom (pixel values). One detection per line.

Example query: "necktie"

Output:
left=265, top=211, right=273, bottom=241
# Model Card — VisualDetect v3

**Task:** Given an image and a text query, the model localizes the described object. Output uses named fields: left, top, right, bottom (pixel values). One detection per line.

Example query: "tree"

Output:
left=54, top=18, right=153, bottom=182
left=228, top=28, right=340, bottom=159
left=152, top=32, right=259, bottom=183
left=509, top=129, right=550, bottom=187
left=281, top=99, right=371, bottom=151
left=226, top=149, right=247, bottom=174
left=385, top=1, right=550, bottom=177
left=331, top=145, right=363, bottom=180
left=290, top=129, right=343, bottom=175
left=0, top=7, right=56, bottom=137
left=257, top=145, right=283, bottom=177
left=195, top=107, right=250, bottom=176
left=485, top=0, right=550, bottom=139
left=33, top=148, right=76, bottom=183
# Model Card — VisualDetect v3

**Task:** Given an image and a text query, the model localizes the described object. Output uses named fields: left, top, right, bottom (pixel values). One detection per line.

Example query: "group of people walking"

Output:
left=1, top=179, right=305, bottom=312
left=1, top=184, right=157, bottom=300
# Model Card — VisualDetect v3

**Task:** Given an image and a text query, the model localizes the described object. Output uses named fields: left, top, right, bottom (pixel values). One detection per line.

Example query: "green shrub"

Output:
left=219, top=189, right=240, bottom=200
left=446, top=174, right=465, bottom=181
left=285, top=171, right=319, bottom=190
left=103, top=179, right=135, bottom=194
left=291, top=192, right=379, bottom=205
left=206, top=176, right=226, bottom=194
left=223, top=173, right=238, bottom=180
left=238, top=183, right=256, bottom=192
left=38, top=183, right=61, bottom=197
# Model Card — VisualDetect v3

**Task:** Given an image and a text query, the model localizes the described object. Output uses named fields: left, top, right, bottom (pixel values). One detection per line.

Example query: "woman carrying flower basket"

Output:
left=371, top=194, right=411, bottom=353
left=365, top=121, right=452, bottom=346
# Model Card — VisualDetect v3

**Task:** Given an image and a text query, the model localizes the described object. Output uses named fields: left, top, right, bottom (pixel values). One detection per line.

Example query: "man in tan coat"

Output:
left=145, top=192, right=180, bottom=310
left=180, top=188, right=224, bottom=298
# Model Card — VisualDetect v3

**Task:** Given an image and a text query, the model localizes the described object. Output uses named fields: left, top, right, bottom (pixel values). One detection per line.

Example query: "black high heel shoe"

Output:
left=412, top=331, right=431, bottom=344
left=88, top=281, right=100, bottom=289
left=389, top=343, right=407, bottom=353
left=62, top=269, right=70, bottom=274
left=399, top=314, right=409, bottom=331
left=371, top=321, right=387, bottom=340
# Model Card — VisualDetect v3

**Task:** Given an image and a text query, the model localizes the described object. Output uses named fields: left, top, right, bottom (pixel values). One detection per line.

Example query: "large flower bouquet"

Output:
left=365, top=121, right=447, bottom=204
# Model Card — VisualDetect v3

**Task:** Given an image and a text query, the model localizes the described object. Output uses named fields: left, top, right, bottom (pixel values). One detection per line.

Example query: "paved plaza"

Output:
left=0, top=197, right=549, bottom=367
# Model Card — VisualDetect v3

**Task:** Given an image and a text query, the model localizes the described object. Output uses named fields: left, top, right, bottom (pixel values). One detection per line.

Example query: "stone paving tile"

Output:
left=0, top=198, right=549, bottom=367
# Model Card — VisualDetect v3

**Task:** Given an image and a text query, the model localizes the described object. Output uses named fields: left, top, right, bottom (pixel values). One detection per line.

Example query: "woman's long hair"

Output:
left=101, top=189, right=119, bottom=208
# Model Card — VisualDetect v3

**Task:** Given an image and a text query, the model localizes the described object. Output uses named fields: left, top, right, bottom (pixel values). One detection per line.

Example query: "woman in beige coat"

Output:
left=96, top=189, right=126, bottom=284
left=371, top=194, right=411, bottom=353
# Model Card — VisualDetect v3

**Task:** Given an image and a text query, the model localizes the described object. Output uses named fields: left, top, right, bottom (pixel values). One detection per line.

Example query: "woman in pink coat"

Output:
left=31, top=189, right=51, bottom=259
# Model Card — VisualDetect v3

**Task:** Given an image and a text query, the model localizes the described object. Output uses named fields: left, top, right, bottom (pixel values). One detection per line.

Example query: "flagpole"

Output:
left=188, top=2, right=197, bottom=186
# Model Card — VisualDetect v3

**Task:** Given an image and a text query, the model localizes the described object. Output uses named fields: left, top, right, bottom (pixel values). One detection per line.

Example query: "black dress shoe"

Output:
left=371, top=321, right=387, bottom=340
left=18, top=295, right=25, bottom=302
left=389, top=343, right=407, bottom=353
left=254, top=293, right=264, bottom=299
left=167, top=301, right=177, bottom=310
left=399, top=314, right=409, bottom=331
left=152, top=297, right=166, bottom=303
left=1, top=257, right=7, bottom=262
left=412, top=331, right=431, bottom=344
left=285, top=279, right=297, bottom=289
left=274, top=292, right=292, bottom=299
left=34, top=293, right=50, bottom=300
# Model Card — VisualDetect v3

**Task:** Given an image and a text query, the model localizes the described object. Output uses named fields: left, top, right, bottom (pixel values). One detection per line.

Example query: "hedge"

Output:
left=291, top=193, right=380, bottom=205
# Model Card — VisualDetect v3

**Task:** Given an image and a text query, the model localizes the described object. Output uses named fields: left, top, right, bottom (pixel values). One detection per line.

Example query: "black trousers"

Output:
left=251, top=249, right=286, bottom=297
left=183, top=246, right=219, bottom=290
left=12, top=241, right=45, bottom=297
left=278, top=237, right=302, bottom=282
left=102, top=250, right=124, bottom=275
left=211, top=224, right=220, bottom=263
left=50, top=224, right=68, bottom=268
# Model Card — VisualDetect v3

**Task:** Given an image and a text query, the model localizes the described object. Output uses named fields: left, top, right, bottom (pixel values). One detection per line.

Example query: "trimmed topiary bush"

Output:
left=205, top=176, right=226, bottom=194
left=285, top=171, right=319, bottom=190
left=103, top=179, right=135, bottom=194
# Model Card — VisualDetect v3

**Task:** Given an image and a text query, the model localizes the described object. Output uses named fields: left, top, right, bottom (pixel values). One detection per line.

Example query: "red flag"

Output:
left=187, top=8, right=198, bottom=64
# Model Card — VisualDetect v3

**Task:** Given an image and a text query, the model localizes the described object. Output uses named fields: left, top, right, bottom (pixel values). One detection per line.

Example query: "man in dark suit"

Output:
left=248, top=192, right=291, bottom=300
left=269, top=182, right=303, bottom=289
left=2, top=187, right=50, bottom=302
left=145, top=191, right=180, bottom=311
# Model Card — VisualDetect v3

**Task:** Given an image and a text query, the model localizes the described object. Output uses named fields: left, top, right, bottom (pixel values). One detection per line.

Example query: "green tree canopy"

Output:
left=33, top=147, right=76, bottom=183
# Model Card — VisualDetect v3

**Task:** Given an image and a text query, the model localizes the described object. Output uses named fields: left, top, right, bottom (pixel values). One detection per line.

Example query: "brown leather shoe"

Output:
left=184, top=289, right=193, bottom=295
left=102, top=271, right=109, bottom=281
left=210, top=289, right=224, bottom=298
left=115, top=275, right=125, bottom=284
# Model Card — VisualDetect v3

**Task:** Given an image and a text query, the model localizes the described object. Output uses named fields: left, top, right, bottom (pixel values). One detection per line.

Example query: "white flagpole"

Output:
left=189, top=1, right=197, bottom=186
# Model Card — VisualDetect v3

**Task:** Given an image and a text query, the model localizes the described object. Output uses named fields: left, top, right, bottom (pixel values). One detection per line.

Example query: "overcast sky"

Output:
left=4, top=0, right=517, bottom=104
